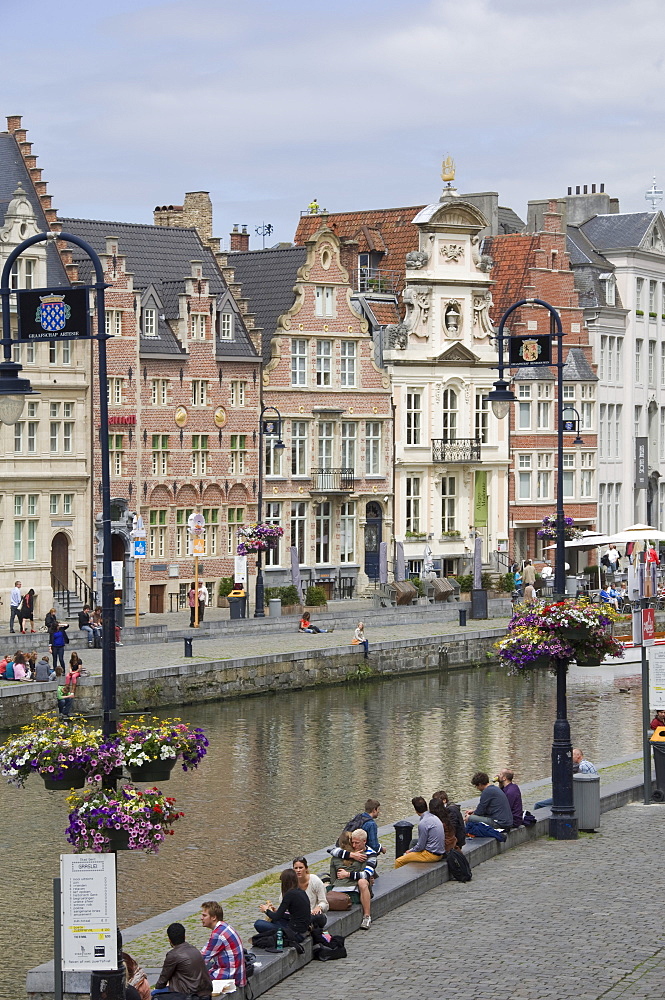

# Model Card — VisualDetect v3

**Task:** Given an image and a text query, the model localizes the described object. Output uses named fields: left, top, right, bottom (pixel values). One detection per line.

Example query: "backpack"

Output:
left=315, top=935, right=347, bottom=961
left=337, top=812, right=367, bottom=844
left=446, top=848, right=472, bottom=883
left=243, top=949, right=257, bottom=978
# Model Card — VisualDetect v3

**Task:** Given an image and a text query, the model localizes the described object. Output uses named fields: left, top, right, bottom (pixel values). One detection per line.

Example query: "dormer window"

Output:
left=599, top=273, right=615, bottom=306
left=10, top=258, right=36, bottom=289
left=143, top=307, right=157, bottom=337
left=219, top=312, right=234, bottom=340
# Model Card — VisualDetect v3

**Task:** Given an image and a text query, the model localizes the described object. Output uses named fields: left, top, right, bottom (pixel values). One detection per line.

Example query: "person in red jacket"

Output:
left=650, top=709, right=665, bottom=731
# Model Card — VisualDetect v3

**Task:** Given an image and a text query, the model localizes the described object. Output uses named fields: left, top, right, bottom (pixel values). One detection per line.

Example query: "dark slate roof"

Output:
left=498, top=206, right=525, bottom=234
left=566, top=226, right=612, bottom=267
left=229, top=246, right=307, bottom=362
left=579, top=213, right=654, bottom=251
left=513, top=365, right=555, bottom=380
left=562, top=347, right=597, bottom=381
left=0, top=132, right=68, bottom=285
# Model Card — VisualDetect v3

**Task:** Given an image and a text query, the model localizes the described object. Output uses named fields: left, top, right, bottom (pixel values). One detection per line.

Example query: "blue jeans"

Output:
left=53, top=647, right=65, bottom=671
left=254, top=917, right=289, bottom=936
left=80, top=626, right=94, bottom=645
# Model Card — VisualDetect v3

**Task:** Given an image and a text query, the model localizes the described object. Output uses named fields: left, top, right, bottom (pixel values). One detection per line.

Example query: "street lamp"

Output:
left=254, top=405, right=285, bottom=618
left=488, top=297, right=579, bottom=840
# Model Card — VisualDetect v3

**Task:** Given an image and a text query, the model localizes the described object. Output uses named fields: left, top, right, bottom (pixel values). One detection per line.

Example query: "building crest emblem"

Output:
left=519, top=338, right=542, bottom=363
left=36, top=293, right=70, bottom=332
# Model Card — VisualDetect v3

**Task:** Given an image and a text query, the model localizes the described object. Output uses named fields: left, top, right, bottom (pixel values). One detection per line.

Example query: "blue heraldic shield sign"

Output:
left=36, top=294, right=71, bottom=332
left=16, top=286, right=91, bottom=341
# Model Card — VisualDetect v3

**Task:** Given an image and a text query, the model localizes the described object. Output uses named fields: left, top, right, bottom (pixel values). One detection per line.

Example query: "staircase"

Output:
left=51, top=571, right=95, bottom=621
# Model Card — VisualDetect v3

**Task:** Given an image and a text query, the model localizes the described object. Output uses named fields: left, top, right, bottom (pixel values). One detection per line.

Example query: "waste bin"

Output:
left=649, top=726, right=665, bottom=801
left=573, top=772, right=601, bottom=831
left=393, top=819, right=414, bottom=859
left=228, top=595, right=246, bottom=620
left=269, top=598, right=282, bottom=618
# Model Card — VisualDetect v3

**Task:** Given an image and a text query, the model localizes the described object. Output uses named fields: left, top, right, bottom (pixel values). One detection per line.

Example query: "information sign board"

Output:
left=132, top=539, right=146, bottom=559
left=508, top=335, right=552, bottom=366
left=192, top=536, right=205, bottom=556
left=649, top=646, right=665, bottom=709
left=17, top=286, right=91, bottom=341
left=60, top=853, right=117, bottom=970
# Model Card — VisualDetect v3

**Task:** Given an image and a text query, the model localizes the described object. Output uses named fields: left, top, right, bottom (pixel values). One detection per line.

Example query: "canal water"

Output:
left=1, top=664, right=643, bottom=1000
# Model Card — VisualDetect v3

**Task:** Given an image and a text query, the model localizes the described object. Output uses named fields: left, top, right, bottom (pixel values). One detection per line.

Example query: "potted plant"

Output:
left=65, top=785, right=183, bottom=853
left=236, top=522, right=284, bottom=556
left=0, top=716, right=122, bottom=790
left=305, top=585, right=327, bottom=608
left=217, top=577, right=234, bottom=608
left=455, top=574, right=473, bottom=600
left=537, top=514, right=582, bottom=542
left=117, top=716, right=209, bottom=783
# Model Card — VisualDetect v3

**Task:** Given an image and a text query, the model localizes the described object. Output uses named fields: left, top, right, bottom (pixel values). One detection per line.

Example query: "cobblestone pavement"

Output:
left=263, top=803, right=665, bottom=1000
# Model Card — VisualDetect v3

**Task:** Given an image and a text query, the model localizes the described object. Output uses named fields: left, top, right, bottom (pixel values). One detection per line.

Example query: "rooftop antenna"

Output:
left=645, top=176, right=663, bottom=213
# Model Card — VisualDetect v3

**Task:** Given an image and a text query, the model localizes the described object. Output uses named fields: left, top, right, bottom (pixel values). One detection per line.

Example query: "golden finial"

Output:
left=441, top=155, right=456, bottom=184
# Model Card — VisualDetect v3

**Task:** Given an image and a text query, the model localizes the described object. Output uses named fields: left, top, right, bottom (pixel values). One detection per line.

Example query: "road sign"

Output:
left=188, top=512, right=205, bottom=530
left=60, top=854, right=116, bottom=971
left=132, top=539, right=146, bottom=559
left=643, top=607, right=656, bottom=646
left=192, top=536, right=205, bottom=556
left=17, top=286, right=92, bottom=341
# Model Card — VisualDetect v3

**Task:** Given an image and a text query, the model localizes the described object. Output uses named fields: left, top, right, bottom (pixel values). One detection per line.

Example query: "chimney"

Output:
left=229, top=224, right=250, bottom=252
left=182, top=191, right=213, bottom=246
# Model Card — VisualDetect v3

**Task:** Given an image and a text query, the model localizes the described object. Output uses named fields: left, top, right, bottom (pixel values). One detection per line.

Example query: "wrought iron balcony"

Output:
left=431, top=438, right=482, bottom=463
left=356, top=266, right=400, bottom=294
left=310, top=468, right=355, bottom=493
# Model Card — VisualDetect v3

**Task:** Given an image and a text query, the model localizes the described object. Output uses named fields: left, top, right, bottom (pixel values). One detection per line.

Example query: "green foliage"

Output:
left=264, top=585, right=301, bottom=606
left=218, top=577, right=234, bottom=598
left=441, top=530, right=461, bottom=538
left=455, top=574, right=473, bottom=592
left=409, top=576, right=425, bottom=596
left=305, top=585, right=327, bottom=606
left=497, top=572, right=517, bottom=593
left=481, top=572, right=494, bottom=590
left=405, top=530, right=427, bottom=538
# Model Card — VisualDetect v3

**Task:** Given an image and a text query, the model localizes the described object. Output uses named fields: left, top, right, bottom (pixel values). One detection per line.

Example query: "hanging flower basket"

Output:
left=536, top=514, right=582, bottom=542
left=237, top=522, right=284, bottom=556
left=65, top=785, right=184, bottom=854
left=117, top=717, right=209, bottom=775
left=128, top=758, right=176, bottom=783
left=42, top=766, right=87, bottom=791
left=107, top=828, right=131, bottom=851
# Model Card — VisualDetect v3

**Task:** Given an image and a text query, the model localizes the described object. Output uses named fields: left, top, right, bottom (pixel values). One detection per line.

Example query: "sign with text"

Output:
left=17, top=286, right=91, bottom=341
left=234, top=555, right=247, bottom=585
left=643, top=607, right=656, bottom=646
left=649, top=647, right=665, bottom=709
left=111, top=561, right=123, bottom=590
left=636, top=437, right=648, bottom=489
left=508, top=335, right=552, bottom=366
left=60, top=854, right=116, bottom=970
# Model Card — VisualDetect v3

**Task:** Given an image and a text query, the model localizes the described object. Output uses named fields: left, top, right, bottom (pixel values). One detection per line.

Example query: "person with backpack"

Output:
left=341, top=800, right=386, bottom=855
left=50, top=623, right=69, bottom=672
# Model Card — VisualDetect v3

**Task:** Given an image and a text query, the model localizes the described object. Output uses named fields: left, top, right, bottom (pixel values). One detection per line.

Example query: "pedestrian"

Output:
left=188, top=584, right=197, bottom=627
left=50, top=622, right=69, bottom=672
left=198, top=582, right=208, bottom=623
left=608, top=545, right=620, bottom=574
left=523, top=560, right=536, bottom=587
left=19, top=589, right=37, bottom=633
left=352, top=621, right=369, bottom=658
left=9, top=580, right=21, bottom=634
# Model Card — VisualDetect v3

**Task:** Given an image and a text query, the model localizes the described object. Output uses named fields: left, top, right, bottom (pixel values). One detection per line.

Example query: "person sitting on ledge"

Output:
left=394, top=796, right=446, bottom=867
left=153, top=921, right=212, bottom=999
left=327, top=828, right=377, bottom=930
left=572, top=748, right=597, bottom=774
left=199, top=900, right=246, bottom=990
left=254, top=867, right=311, bottom=939
left=464, top=771, right=513, bottom=830
left=298, top=611, right=333, bottom=633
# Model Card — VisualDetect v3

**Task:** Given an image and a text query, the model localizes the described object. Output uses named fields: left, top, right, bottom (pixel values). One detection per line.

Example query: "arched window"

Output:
left=442, top=388, right=457, bottom=440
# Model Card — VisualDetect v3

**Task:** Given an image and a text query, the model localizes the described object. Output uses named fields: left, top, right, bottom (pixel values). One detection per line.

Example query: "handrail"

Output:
left=51, top=572, right=71, bottom=617
left=73, top=570, right=94, bottom=609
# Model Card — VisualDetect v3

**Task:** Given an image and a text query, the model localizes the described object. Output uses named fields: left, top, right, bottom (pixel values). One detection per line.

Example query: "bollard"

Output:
left=394, top=819, right=414, bottom=859
left=184, top=637, right=193, bottom=658
left=458, top=608, right=467, bottom=627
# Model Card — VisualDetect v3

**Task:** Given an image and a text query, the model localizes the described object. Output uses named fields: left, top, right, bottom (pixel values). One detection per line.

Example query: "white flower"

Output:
left=159, top=747, right=177, bottom=760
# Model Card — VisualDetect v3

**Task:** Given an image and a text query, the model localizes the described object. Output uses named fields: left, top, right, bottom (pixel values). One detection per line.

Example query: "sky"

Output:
left=2, top=0, right=665, bottom=247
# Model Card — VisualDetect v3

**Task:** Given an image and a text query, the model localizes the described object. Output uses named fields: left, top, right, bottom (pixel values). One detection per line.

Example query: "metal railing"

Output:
left=310, top=468, right=355, bottom=492
left=51, top=572, right=71, bottom=617
left=357, top=267, right=400, bottom=294
left=73, top=570, right=94, bottom=609
left=431, top=438, right=482, bottom=463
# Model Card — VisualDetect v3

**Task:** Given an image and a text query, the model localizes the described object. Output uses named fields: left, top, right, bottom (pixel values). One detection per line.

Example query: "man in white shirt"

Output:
left=572, top=748, right=597, bottom=774
left=198, top=583, right=209, bottom=623
left=10, top=580, right=21, bottom=634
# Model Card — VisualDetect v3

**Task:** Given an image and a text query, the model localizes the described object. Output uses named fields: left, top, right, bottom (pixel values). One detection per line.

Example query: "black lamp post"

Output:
left=254, top=406, right=285, bottom=617
left=488, top=297, right=578, bottom=840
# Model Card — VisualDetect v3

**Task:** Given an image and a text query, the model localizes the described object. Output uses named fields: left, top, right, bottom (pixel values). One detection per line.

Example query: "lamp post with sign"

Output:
left=130, top=515, right=147, bottom=627
left=488, top=298, right=580, bottom=841
left=254, top=407, right=285, bottom=618
left=188, top=512, right=206, bottom=627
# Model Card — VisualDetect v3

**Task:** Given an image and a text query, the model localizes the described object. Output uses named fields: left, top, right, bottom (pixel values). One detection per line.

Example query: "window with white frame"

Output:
left=661, top=343, right=665, bottom=387
left=49, top=342, right=70, bottom=365
left=27, top=417, right=37, bottom=453
left=606, top=404, right=614, bottom=460
left=649, top=339, right=656, bottom=384
left=230, top=434, right=246, bottom=475
left=203, top=509, right=219, bottom=557
left=230, top=380, right=246, bottom=407
left=176, top=508, right=192, bottom=558
left=600, top=336, right=607, bottom=380
left=599, top=484, right=606, bottom=533
left=264, top=502, right=281, bottom=566
left=151, top=379, right=168, bottom=405
left=340, top=501, right=356, bottom=563
left=316, top=340, right=332, bottom=386
left=537, top=453, right=551, bottom=499
left=291, top=339, right=307, bottom=386
left=191, top=313, right=206, bottom=338
left=580, top=452, right=594, bottom=497
left=10, top=258, right=36, bottom=289
left=291, top=421, right=308, bottom=476
left=27, top=494, right=38, bottom=517
left=63, top=494, right=73, bottom=515
left=406, top=389, right=422, bottom=445
left=365, top=421, right=381, bottom=475
left=265, top=433, right=282, bottom=477
left=636, top=277, right=644, bottom=311
left=149, top=510, right=167, bottom=558
left=27, top=519, right=37, bottom=561
left=341, top=422, right=356, bottom=471
left=315, top=501, right=331, bottom=563
left=318, top=422, right=334, bottom=469
left=518, top=454, right=532, bottom=499
left=636, top=339, right=643, bottom=382
left=600, top=273, right=616, bottom=306
left=108, top=378, right=123, bottom=405
left=63, top=414, right=73, bottom=454
left=537, top=399, right=551, bottom=430
left=518, top=394, right=531, bottom=430
left=650, top=280, right=657, bottom=314
left=562, top=453, right=575, bottom=498
left=14, top=422, right=23, bottom=454
left=599, top=403, right=606, bottom=458
left=635, top=405, right=642, bottom=437
left=581, top=399, right=594, bottom=431
left=191, top=380, right=208, bottom=406
left=340, top=341, right=356, bottom=387
left=562, top=385, right=575, bottom=401
left=442, top=388, right=457, bottom=440
left=290, top=502, right=307, bottom=563
left=614, top=404, right=621, bottom=457
left=105, top=310, right=122, bottom=337
left=441, top=476, right=456, bottom=532
left=315, top=286, right=334, bottom=317
left=14, top=519, right=23, bottom=562
left=142, top=307, right=157, bottom=337
left=475, top=392, right=489, bottom=443
left=616, top=337, right=623, bottom=374
left=405, top=476, right=421, bottom=533
left=607, top=337, right=614, bottom=381
left=49, top=494, right=59, bottom=515
left=219, top=312, right=234, bottom=340
left=661, top=408, right=665, bottom=462
left=227, top=507, right=244, bottom=555
left=25, top=342, right=35, bottom=364
left=614, top=484, right=621, bottom=532
left=151, top=434, right=169, bottom=476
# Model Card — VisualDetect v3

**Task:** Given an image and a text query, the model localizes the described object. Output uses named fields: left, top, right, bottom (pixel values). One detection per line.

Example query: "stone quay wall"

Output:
left=0, top=627, right=504, bottom=731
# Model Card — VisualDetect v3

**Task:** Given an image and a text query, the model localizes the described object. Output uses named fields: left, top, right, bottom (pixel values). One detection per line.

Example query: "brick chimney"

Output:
left=153, top=204, right=183, bottom=227
left=182, top=191, right=213, bottom=245
left=229, top=225, right=249, bottom=252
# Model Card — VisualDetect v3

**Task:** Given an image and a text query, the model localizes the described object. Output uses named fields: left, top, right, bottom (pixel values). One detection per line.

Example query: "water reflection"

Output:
left=1, top=665, right=642, bottom=1000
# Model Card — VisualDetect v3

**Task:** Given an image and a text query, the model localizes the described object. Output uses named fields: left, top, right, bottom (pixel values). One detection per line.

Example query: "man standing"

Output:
left=394, top=796, right=445, bottom=867
left=9, top=580, right=21, bottom=634
left=188, top=585, right=197, bottom=627
left=198, top=582, right=208, bottom=623
left=497, top=770, right=524, bottom=828
left=154, top=922, right=212, bottom=999
left=523, top=560, right=536, bottom=587
left=200, top=901, right=246, bottom=990
left=572, top=748, right=598, bottom=774
left=464, top=772, right=513, bottom=829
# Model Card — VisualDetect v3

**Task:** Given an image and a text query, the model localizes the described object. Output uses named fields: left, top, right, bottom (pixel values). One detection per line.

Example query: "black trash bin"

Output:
left=650, top=726, right=665, bottom=801
left=393, top=819, right=414, bottom=859
left=228, top=595, right=246, bottom=620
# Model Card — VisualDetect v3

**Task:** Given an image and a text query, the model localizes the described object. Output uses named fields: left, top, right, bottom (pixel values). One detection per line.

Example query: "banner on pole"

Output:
left=191, top=536, right=205, bottom=556
left=60, top=853, right=117, bottom=970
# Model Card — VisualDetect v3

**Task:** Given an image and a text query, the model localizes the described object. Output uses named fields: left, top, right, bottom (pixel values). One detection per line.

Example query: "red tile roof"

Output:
left=483, top=234, right=539, bottom=322
left=362, top=299, right=401, bottom=326
left=295, top=206, right=423, bottom=276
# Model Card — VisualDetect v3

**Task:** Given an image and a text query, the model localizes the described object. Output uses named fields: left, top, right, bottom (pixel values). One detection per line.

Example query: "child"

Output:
left=352, top=621, right=369, bottom=658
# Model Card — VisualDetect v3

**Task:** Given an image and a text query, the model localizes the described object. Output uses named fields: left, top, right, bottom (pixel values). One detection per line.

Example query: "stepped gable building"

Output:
left=226, top=226, right=394, bottom=597
left=0, top=116, right=92, bottom=612
left=61, top=204, right=261, bottom=615
left=485, top=199, right=598, bottom=567
left=556, top=187, right=665, bottom=535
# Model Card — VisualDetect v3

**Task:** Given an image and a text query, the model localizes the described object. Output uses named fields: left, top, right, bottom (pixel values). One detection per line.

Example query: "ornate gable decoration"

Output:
left=436, top=343, right=479, bottom=363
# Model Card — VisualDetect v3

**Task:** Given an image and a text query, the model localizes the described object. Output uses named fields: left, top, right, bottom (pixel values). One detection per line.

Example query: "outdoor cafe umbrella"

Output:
left=592, top=523, right=665, bottom=545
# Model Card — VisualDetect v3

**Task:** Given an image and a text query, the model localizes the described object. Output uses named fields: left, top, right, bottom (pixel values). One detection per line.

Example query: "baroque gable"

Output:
left=435, top=342, right=479, bottom=363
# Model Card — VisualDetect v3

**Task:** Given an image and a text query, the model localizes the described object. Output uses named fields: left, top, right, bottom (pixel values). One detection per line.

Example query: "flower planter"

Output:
left=106, top=828, right=131, bottom=851
left=217, top=596, right=230, bottom=609
left=576, top=656, right=602, bottom=666
left=128, top=758, right=176, bottom=783
left=559, top=627, right=588, bottom=642
left=528, top=655, right=552, bottom=669
left=41, top=766, right=87, bottom=790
